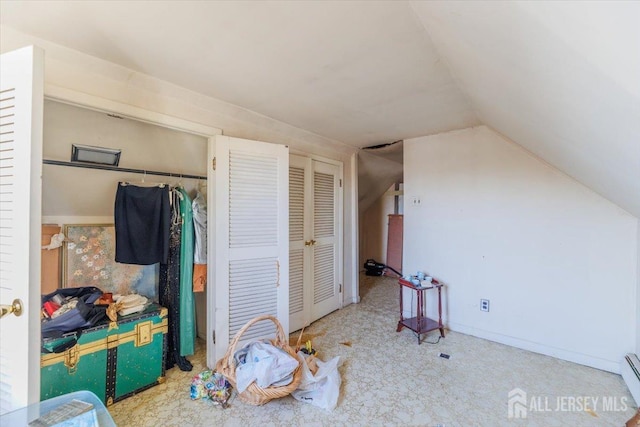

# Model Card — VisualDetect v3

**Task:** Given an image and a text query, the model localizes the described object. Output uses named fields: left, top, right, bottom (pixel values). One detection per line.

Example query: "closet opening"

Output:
left=41, top=98, right=215, bottom=374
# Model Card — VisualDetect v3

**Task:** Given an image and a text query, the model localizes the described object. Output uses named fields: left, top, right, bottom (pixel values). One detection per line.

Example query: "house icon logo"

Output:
left=508, top=388, right=527, bottom=419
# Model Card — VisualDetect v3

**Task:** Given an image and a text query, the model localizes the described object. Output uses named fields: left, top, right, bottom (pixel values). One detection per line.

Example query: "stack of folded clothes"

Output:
left=114, top=294, right=148, bottom=316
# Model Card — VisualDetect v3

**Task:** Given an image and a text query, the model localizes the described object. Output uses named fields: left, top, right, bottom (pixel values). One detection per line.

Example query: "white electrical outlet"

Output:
left=411, top=196, right=422, bottom=207
left=480, top=299, right=490, bottom=312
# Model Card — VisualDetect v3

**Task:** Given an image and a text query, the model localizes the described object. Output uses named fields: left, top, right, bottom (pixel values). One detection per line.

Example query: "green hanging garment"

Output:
left=178, top=187, right=196, bottom=356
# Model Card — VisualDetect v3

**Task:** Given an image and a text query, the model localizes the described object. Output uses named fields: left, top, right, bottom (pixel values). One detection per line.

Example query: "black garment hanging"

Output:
left=114, top=183, right=170, bottom=265
left=159, top=189, right=193, bottom=372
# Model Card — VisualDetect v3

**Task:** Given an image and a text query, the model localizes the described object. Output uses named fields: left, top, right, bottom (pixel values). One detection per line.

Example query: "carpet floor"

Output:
left=109, top=274, right=636, bottom=426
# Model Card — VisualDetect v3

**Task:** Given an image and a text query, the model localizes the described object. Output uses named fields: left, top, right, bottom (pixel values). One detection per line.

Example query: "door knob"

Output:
left=0, top=299, right=23, bottom=318
left=304, top=240, right=317, bottom=246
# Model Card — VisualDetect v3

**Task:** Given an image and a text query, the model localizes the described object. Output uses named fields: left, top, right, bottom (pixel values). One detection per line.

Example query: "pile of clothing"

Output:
left=190, top=370, right=232, bottom=408
left=113, top=294, right=148, bottom=316
left=234, top=340, right=299, bottom=393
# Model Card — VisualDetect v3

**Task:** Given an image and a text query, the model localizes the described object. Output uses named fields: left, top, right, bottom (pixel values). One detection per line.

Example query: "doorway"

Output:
left=39, top=97, right=221, bottom=373
left=358, top=141, right=404, bottom=273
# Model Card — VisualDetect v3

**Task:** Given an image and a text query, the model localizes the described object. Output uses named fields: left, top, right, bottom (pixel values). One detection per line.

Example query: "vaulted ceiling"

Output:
left=1, top=1, right=638, bottom=216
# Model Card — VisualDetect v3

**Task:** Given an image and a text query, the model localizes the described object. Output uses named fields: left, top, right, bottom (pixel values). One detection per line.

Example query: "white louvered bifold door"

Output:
left=288, top=155, right=311, bottom=332
left=214, top=136, right=288, bottom=362
left=311, top=161, right=341, bottom=321
left=0, top=46, right=44, bottom=415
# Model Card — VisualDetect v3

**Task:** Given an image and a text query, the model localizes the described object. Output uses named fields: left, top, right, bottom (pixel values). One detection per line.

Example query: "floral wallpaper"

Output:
left=64, top=225, right=158, bottom=299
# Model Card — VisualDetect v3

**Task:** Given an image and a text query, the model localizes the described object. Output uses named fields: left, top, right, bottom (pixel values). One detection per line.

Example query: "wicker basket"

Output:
left=215, top=314, right=302, bottom=405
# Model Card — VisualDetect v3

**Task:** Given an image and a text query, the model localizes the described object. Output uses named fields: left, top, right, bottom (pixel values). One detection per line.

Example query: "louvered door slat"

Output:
left=314, top=172, right=335, bottom=238
left=229, top=151, right=278, bottom=249
left=289, top=248, right=304, bottom=314
left=313, top=244, right=335, bottom=303
left=228, top=256, right=278, bottom=340
left=0, top=90, right=14, bottom=298
left=289, top=167, right=304, bottom=242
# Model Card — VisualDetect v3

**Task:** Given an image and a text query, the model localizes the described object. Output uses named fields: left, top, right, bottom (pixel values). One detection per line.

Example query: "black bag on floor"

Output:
left=364, top=259, right=385, bottom=276
left=363, top=259, right=403, bottom=277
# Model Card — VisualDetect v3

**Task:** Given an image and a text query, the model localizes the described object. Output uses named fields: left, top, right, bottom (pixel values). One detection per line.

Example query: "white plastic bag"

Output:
left=235, top=340, right=299, bottom=393
left=292, top=352, right=341, bottom=410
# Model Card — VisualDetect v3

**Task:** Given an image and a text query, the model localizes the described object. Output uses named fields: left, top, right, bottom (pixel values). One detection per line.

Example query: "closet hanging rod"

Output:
left=43, top=159, right=207, bottom=180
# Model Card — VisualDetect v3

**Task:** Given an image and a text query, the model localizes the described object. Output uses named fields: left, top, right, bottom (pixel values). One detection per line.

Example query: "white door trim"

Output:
left=44, top=85, right=220, bottom=137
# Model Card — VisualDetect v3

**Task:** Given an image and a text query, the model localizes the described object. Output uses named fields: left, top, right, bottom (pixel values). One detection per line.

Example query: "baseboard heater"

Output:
left=622, top=353, right=640, bottom=406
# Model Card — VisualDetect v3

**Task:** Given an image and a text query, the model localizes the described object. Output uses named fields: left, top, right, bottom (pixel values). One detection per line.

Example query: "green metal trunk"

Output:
left=41, top=303, right=168, bottom=406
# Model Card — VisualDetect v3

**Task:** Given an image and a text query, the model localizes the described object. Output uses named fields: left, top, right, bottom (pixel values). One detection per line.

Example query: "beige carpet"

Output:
left=109, top=275, right=636, bottom=426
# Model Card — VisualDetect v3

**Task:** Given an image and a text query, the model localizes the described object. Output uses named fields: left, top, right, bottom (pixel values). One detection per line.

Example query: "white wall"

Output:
left=404, top=126, right=638, bottom=373
left=637, top=221, right=640, bottom=355
left=412, top=1, right=640, bottom=218
left=360, top=184, right=396, bottom=266
left=42, top=100, right=207, bottom=222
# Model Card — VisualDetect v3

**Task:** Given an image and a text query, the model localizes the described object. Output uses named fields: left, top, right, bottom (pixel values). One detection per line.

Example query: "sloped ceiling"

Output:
left=358, top=142, right=404, bottom=212
left=0, top=0, right=477, bottom=148
left=411, top=1, right=640, bottom=217
left=1, top=1, right=638, bottom=217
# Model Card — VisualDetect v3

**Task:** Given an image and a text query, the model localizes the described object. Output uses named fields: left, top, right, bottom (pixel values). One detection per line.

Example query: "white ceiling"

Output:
left=0, top=0, right=478, bottom=148
left=1, top=1, right=638, bottom=216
